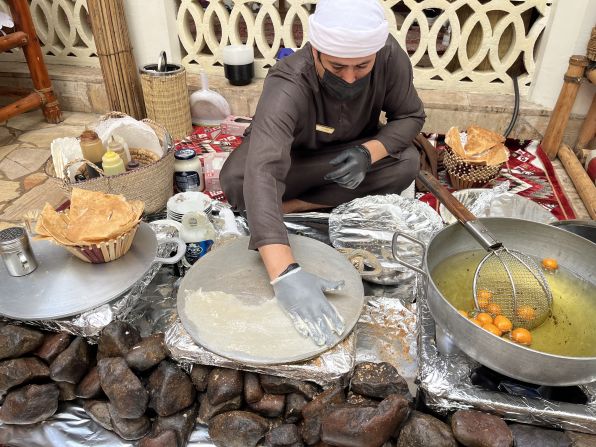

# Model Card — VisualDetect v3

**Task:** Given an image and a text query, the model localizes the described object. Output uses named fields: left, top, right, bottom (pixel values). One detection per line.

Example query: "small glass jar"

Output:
left=174, top=149, right=204, bottom=192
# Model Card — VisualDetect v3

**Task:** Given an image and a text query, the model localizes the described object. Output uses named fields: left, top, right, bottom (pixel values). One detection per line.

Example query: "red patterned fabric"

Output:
left=419, top=135, right=576, bottom=221
left=176, top=128, right=576, bottom=220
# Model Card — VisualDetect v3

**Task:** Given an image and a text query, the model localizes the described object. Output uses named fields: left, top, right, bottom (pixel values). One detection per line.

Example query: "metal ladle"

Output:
left=418, top=171, right=552, bottom=329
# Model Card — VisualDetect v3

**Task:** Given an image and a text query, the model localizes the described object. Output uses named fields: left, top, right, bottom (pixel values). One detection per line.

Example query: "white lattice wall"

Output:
left=0, top=0, right=98, bottom=66
left=0, top=0, right=552, bottom=94
left=176, top=0, right=552, bottom=94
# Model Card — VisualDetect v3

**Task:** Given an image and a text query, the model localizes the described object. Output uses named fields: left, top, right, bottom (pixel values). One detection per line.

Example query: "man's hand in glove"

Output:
left=324, top=145, right=372, bottom=189
left=271, top=265, right=345, bottom=346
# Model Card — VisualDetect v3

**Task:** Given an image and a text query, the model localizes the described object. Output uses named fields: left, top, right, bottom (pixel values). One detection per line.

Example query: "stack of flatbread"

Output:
left=445, top=125, right=509, bottom=166
left=35, top=189, right=144, bottom=246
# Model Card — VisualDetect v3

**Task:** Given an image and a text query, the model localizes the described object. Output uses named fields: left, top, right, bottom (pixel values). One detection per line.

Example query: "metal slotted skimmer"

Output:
left=419, top=171, right=552, bottom=329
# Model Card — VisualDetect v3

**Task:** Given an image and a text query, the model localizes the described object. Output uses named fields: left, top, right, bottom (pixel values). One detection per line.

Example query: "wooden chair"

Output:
left=0, top=0, right=62, bottom=123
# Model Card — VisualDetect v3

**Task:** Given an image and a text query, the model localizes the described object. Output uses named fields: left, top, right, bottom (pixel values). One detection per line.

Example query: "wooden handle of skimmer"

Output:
left=418, top=171, right=477, bottom=224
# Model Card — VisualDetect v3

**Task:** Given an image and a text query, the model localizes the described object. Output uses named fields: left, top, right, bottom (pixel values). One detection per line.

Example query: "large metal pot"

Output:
left=397, top=217, right=596, bottom=386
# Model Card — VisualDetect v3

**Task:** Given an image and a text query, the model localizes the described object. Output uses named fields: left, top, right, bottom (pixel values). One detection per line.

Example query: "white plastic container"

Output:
left=174, top=149, right=204, bottom=192
left=180, top=211, right=216, bottom=265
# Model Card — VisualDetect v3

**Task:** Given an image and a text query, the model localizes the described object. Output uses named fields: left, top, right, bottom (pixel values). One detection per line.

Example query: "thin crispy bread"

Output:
left=465, top=125, right=505, bottom=156
left=445, top=127, right=466, bottom=159
left=485, top=143, right=510, bottom=166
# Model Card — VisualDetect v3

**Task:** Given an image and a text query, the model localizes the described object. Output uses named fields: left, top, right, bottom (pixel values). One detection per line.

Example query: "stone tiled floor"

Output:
left=0, top=110, right=99, bottom=231
left=0, top=109, right=590, bottom=233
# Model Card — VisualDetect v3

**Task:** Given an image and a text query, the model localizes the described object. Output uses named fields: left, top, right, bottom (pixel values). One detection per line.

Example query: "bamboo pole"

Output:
left=542, top=56, right=589, bottom=160
left=86, top=0, right=145, bottom=119
left=558, top=144, right=596, bottom=219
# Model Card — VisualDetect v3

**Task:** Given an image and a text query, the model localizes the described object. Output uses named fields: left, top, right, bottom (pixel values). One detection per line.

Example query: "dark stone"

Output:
left=209, top=410, right=269, bottom=447
left=147, top=360, right=196, bottom=417
left=49, top=337, right=93, bottom=384
left=260, top=374, right=320, bottom=399
left=98, top=357, right=148, bottom=419
left=451, top=410, right=513, bottom=447
left=153, top=401, right=199, bottom=447
left=57, top=381, right=77, bottom=401
left=98, top=321, right=141, bottom=358
left=244, top=372, right=264, bottom=403
left=285, top=392, right=308, bottom=424
left=510, top=424, right=571, bottom=447
left=207, top=367, right=243, bottom=405
left=301, top=385, right=346, bottom=445
left=248, top=393, right=286, bottom=418
left=566, top=431, right=596, bottom=447
left=0, top=383, right=59, bottom=424
left=190, top=364, right=212, bottom=392
left=396, top=411, right=457, bottom=447
left=347, top=391, right=381, bottom=407
left=0, top=325, right=45, bottom=360
left=125, top=333, right=169, bottom=372
left=108, top=403, right=151, bottom=440
left=321, top=394, right=410, bottom=447
left=76, top=366, right=102, bottom=399
left=350, top=362, right=410, bottom=400
left=197, top=392, right=242, bottom=424
left=0, top=357, right=49, bottom=393
left=34, top=332, right=72, bottom=363
left=83, top=400, right=113, bottom=431
left=264, top=423, right=303, bottom=447
left=139, top=429, right=179, bottom=447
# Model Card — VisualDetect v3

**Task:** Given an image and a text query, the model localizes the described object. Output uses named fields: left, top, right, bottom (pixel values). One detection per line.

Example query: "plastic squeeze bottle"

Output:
left=101, top=150, right=126, bottom=176
left=107, top=135, right=131, bottom=165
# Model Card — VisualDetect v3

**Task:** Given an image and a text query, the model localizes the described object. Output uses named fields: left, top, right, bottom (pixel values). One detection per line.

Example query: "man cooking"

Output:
left=220, top=0, right=425, bottom=347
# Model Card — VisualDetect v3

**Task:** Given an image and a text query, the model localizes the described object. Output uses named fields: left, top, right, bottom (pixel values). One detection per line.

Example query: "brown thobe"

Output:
left=220, top=36, right=426, bottom=250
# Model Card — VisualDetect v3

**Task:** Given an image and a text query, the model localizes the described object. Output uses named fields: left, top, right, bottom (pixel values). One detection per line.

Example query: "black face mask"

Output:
left=317, top=52, right=371, bottom=101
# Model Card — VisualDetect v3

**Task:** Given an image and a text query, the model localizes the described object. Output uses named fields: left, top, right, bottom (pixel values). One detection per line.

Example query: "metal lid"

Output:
left=175, top=149, right=197, bottom=161
left=0, top=227, right=25, bottom=245
left=79, top=128, right=100, bottom=143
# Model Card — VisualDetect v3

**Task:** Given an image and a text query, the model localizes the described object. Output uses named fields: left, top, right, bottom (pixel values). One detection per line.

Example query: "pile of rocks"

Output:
left=0, top=321, right=592, bottom=447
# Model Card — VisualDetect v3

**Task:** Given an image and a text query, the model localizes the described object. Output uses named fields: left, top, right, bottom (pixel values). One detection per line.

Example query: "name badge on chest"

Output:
left=315, top=124, right=335, bottom=135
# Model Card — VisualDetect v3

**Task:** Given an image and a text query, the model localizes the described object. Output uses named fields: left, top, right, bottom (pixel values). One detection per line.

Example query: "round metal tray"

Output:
left=1, top=223, right=159, bottom=320
left=177, top=235, right=365, bottom=365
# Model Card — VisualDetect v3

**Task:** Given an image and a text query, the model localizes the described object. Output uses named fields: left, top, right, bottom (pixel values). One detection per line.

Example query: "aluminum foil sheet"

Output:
left=4, top=222, right=179, bottom=339
left=165, top=319, right=356, bottom=386
left=356, top=297, right=419, bottom=395
left=0, top=401, right=217, bottom=447
left=329, top=195, right=443, bottom=285
left=418, top=294, right=596, bottom=434
left=439, top=182, right=557, bottom=225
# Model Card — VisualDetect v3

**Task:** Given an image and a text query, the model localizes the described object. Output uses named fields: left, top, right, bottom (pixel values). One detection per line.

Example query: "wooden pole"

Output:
left=7, top=0, right=62, bottom=123
left=0, top=92, right=43, bottom=122
left=542, top=56, right=589, bottom=160
left=87, top=0, right=145, bottom=119
left=575, top=94, right=596, bottom=158
left=0, top=31, right=28, bottom=52
left=558, top=144, right=596, bottom=219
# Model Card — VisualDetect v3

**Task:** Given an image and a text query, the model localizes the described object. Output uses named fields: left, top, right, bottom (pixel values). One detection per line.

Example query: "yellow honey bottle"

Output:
left=101, top=150, right=126, bottom=176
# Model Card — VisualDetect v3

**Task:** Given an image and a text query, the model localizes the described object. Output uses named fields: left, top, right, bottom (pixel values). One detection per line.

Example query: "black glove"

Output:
left=324, top=145, right=372, bottom=189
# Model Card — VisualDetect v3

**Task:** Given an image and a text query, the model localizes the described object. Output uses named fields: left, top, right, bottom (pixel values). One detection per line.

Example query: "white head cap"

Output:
left=308, top=0, right=389, bottom=58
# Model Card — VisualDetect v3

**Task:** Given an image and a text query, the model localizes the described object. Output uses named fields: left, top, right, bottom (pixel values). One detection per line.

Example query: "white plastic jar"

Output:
left=174, top=149, right=204, bottom=192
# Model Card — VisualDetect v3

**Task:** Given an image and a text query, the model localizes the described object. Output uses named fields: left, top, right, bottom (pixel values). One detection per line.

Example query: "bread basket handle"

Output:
left=62, top=159, right=104, bottom=185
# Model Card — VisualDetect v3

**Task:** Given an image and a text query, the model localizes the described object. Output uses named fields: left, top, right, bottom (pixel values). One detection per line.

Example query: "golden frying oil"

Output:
left=431, top=250, right=596, bottom=357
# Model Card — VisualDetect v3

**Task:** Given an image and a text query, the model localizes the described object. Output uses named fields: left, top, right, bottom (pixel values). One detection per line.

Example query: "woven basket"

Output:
left=140, top=64, right=192, bottom=140
left=45, top=112, right=174, bottom=215
left=62, top=224, right=139, bottom=264
left=444, top=148, right=503, bottom=189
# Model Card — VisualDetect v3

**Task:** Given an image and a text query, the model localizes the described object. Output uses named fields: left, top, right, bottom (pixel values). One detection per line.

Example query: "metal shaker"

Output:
left=0, top=227, right=38, bottom=277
